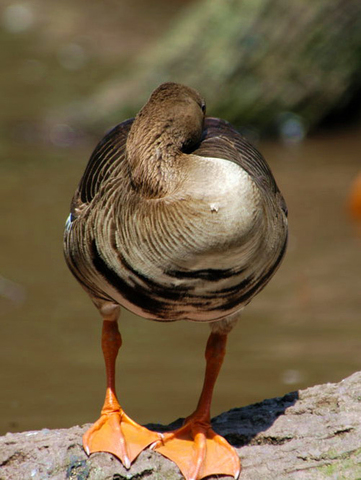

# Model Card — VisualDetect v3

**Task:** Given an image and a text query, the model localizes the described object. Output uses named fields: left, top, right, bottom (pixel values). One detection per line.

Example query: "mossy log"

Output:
left=76, top=0, right=361, bottom=136
left=1, top=372, right=361, bottom=479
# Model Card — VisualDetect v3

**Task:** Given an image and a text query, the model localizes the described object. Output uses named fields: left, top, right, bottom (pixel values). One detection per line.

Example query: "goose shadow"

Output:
left=146, top=389, right=299, bottom=448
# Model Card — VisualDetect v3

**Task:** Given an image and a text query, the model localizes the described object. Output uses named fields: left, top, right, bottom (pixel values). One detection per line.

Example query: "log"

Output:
left=72, top=0, right=361, bottom=135
left=1, top=371, right=361, bottom=479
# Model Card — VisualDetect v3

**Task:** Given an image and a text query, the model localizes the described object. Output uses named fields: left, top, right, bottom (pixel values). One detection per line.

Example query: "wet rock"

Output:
left=1, top=372, right=361, bottom=479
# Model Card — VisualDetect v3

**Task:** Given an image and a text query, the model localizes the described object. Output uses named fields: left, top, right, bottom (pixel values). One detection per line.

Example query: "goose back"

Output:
left=64, top=115, right=287, bottom=322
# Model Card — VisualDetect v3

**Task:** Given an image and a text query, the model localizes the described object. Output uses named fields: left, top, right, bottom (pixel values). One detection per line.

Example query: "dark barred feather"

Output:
left=64, top=115, right=287, bottom=322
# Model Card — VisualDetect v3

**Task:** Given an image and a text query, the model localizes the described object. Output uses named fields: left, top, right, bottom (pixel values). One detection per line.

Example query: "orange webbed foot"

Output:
left=83, top=408, right=160, bottom=468
left=153, top=418, right=241, bottom=480
left=83, top=319, right=161, bottom=468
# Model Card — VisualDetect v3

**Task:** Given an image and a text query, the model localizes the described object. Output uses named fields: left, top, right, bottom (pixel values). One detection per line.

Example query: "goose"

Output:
left=63, top=82, right=288, bottom=480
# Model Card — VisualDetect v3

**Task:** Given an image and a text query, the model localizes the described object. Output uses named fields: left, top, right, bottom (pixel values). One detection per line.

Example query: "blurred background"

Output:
left=1, top=0, right=361, bottom=435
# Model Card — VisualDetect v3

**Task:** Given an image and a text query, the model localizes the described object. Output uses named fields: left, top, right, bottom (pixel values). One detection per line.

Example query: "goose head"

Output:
left=126, top=82, right=206, bottom=198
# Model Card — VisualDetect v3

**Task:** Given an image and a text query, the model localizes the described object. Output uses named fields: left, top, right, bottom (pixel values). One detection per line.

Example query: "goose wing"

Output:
left=72, top=118, right=134, bottom=210
left=195, top=117, right=287, bottom=214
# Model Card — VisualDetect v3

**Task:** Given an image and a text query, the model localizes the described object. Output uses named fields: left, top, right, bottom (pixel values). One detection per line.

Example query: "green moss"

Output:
left=317, top=447, right=361, bottom=478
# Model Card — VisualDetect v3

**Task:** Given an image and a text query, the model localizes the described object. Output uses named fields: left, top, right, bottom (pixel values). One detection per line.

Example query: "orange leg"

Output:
left=154, top=331, right=241, bottom=480
left=83, top=318, right=160, bottom=467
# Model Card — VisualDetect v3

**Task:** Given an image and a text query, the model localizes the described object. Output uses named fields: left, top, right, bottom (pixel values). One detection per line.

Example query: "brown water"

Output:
left=1, top=127, right=360, bottom=435
left=0, top=0, right=361, bottom=436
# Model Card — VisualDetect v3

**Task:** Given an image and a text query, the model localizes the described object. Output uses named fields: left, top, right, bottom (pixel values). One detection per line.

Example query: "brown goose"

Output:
left=63, top=82, right=288, bottom=480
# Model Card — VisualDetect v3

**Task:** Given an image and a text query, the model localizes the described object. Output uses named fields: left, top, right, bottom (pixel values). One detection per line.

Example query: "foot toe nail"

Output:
left=124, top=455, right=131, bottom=469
